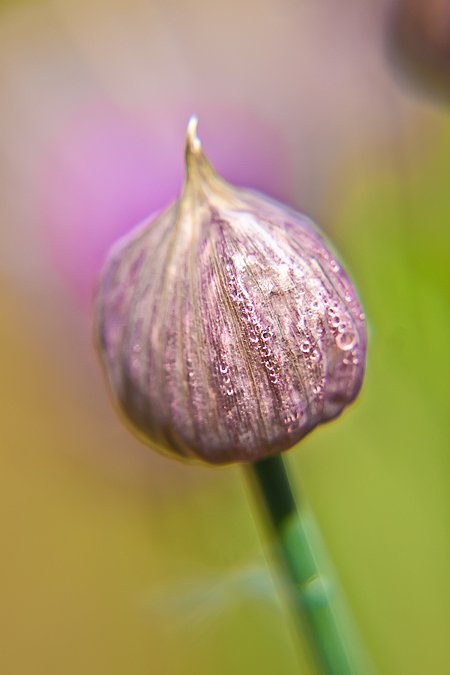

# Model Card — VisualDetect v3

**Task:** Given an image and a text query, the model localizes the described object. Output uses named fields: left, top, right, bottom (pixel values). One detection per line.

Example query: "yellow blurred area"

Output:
left=0, top=282, right=305, bottom=674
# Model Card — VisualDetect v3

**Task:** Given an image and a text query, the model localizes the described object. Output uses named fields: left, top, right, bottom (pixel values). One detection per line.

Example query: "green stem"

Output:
left=249, top=455, right=374, bottom=675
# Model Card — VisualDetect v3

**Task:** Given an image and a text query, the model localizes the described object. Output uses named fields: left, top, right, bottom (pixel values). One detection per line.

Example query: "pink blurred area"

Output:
left=39, top=101, right=292, bottom=307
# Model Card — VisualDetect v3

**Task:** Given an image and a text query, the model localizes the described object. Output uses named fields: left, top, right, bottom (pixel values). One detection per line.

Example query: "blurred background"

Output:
left=1, top=0, right=450, bottom=672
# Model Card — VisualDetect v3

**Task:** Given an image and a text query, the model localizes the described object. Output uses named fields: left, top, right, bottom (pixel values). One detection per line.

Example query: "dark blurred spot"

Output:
left=388, top=0, right=450, bottom=103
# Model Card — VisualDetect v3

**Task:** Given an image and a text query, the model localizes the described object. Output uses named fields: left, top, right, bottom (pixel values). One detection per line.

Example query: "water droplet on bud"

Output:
left=336, top=331, right=357, bottom=351
left=310, top=349, right=322, bottom=362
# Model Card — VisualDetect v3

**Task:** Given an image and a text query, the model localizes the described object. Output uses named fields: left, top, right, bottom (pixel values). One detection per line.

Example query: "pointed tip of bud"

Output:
left=186, top=115, right=201, bottom=156
left=184, top=116, right=204, bottom=188
left=183, top=116, right=222, bottom=195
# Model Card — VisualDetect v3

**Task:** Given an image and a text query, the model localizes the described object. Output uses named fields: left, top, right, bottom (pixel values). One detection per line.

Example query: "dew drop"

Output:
left=336, top=331, right=357, bottom=351
left=301, top=341, right=311, bottom=353
left=226, top=388, right=234, bottom=396
left=330, top=260, right=340, bottom=272
left=284, top=412, right=299, bottom=432
left=331, top=315, right=341, bottom=327
left=133, top=344, right=141, bottom=353
left=261, top=330, right=273, bottom=341
left=310, top=348, right=321, bottom=362
left=261, top=346, right=272, bottom=357
left=311, top=300, right=319, bottom=309
left=219, top=364, right=228, bottom=374
left=359, top=312, right=365, bottom=321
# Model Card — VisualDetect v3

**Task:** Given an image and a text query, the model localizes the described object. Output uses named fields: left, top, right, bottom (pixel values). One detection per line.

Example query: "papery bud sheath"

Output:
left=95, top=117, right=366, bottom=464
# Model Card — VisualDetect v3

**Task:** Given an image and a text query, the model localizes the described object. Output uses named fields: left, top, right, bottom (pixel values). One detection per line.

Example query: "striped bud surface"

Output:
left=95, top=118, right=366, bottom=464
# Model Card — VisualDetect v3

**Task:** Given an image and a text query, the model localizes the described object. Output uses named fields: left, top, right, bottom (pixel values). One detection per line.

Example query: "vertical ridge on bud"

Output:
left=95, top=118, right=367, bottom=464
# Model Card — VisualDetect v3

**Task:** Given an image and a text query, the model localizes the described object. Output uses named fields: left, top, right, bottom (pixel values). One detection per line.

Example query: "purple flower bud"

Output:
left=95, top=118, right=366, bottom=464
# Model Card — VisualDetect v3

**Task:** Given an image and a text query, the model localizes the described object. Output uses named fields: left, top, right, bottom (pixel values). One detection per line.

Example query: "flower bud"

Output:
left=95, top=117, right=366, bottom=464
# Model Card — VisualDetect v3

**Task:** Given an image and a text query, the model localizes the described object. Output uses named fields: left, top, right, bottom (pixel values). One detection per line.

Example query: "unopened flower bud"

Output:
left=95, top=117, right=366, bottom=464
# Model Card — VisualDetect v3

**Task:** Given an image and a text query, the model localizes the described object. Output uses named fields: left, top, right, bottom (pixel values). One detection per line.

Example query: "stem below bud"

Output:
left=249, top=455, right=375, bottom=675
